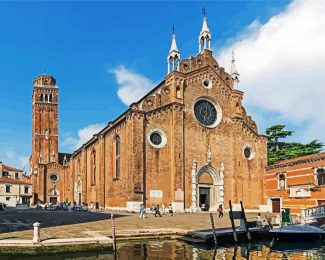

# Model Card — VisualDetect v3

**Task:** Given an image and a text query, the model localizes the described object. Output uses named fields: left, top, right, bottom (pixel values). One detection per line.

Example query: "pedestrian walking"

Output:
left=139, top=204, right=146, bottom=219
left=95, top=201, right=99, bottom=212
left=217, top=204, right=223, bottom=218
left=154, top=205, right=162, bottom=217
left=168, top=204, right=174, bottom=216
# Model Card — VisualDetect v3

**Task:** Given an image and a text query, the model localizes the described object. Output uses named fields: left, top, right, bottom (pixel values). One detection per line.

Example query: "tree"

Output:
left=265, top=125, right=323, bottom=165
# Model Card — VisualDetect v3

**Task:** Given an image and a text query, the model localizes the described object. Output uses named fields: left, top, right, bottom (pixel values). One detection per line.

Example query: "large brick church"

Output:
left=30, top=15, right=268, bottom=211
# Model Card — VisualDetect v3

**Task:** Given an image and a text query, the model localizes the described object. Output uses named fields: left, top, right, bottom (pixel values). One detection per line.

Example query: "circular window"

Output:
left=148, top=129, right=167, bottom=149
left=193, top=98, right=222, bottom=128
left=202, top=78, right=212, bottom=89
left=243, top=145, right=255, bottom=160
left=244, top=147, right=251, bottom=158
left=49, top=174, right=59, bottom=182
left=150, top=132, right=162, bottom=146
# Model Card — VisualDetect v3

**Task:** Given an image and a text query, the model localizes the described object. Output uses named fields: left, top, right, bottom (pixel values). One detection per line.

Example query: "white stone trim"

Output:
left=147, top=128, right=167, bottom=149
left=202, top=78, right=212, bottom=89
left=49, top=173, right=59, bottom=182
left=191, top=162, right=224, bottom=212
left=242, top=144, right=255, bottom=160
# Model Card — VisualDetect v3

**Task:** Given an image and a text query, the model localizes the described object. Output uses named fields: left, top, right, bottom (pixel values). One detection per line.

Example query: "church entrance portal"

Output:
left=199, top=187, right=210, bottom=211
left=49, top=196, right=58, bottom=204
left=191, top=163, right=225, bottom=212
left=48, top=188, right=60, bottom=204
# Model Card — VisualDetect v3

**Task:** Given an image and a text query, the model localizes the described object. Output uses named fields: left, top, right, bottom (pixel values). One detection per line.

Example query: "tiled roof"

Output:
left=2, top=164, right=23, bottom=172
left=0, top=177, right=31, bottom=185
left=266, top=152, right=325, bottom=170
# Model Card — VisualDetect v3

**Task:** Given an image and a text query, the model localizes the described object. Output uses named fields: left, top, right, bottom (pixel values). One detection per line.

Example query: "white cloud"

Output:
left=109, top=66, right=155, bottom=106
left=62, top=123, right=106, bottom=151
left=3, top=150, right=29, bottom=171
left=216, top=0, right=325, bottom=142
left=5, top=151, right=15, bottom=160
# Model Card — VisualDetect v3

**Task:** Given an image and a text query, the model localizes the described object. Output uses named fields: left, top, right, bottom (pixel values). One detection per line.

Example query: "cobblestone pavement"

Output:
left=0, top=209, right=257, bottom=240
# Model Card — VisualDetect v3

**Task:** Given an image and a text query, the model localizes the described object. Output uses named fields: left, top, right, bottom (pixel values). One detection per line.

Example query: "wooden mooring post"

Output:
left=228, top=200, right=238, bottom=243
left=240, top=201, right=251, bottom=242
left=111, top=213, right=117, bottom=259
left=209, top=213, right=218, bottom=248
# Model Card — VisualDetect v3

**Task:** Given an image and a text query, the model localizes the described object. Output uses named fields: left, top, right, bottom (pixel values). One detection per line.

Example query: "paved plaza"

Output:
left=0, top=209, right=251, bottom=241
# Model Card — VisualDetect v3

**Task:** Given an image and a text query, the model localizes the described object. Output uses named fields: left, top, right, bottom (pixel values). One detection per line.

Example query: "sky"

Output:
left=1, top=0, right=324, bottom=171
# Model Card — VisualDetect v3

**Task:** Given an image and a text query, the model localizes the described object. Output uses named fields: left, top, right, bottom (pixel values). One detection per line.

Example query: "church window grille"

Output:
left=115, top=136, right=120, bottom=179
left=316, top=168, right=325, bottom=186
left=91, top=150, right=96, bottom=185
left=194, top=98, right=221, bottom=128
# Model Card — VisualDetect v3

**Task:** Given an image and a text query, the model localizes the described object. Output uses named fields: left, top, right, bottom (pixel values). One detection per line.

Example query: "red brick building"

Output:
left=266, top=152, right=325, bottom=214
left=31, top=15, right=268, bottom=211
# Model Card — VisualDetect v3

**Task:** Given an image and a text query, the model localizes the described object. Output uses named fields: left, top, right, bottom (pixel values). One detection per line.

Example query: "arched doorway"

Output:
left=48, top=188, right=60, bottom=204
left=198, top=172, right=214, bottom=211
left=191, top=164, right=224, bottom=212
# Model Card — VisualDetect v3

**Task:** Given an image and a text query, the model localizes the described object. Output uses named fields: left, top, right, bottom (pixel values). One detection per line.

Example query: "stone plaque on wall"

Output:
left=150, top=190, right=163, bottom=198
left=175, top=189, right=184, bottom=201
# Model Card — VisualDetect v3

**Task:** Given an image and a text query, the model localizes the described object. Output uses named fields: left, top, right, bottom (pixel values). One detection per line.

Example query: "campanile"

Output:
left=31, top=75, right=59, bottom=171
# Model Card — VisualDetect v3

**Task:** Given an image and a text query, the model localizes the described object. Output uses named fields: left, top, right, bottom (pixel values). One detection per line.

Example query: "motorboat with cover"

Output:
left=269, top=224, right=325, bottom=241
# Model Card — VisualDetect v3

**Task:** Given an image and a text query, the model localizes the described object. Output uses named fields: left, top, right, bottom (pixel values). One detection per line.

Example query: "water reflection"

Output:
left=1, top=240, right=325, bottom=260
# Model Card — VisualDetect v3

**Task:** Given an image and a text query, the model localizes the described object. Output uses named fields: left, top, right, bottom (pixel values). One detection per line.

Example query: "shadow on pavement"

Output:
left=0, top=210, right=128, bottom=234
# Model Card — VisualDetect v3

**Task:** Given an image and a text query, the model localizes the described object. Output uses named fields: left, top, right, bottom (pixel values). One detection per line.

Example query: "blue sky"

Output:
left=1, top=0, right=325, bottom=170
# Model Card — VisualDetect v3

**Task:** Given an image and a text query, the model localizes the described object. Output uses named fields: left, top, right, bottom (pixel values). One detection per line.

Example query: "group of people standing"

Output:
left=139, top=204, right=174, bottom=219
left=139, top=204, right=224, bottom=219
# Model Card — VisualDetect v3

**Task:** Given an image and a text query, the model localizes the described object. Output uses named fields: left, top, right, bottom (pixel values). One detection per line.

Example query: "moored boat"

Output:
left=269, top=225, right=325, bottom=241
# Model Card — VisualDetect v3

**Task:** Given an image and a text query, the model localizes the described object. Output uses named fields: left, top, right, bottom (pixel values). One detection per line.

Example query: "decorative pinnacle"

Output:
left=202, top=6, right=207, bottom=17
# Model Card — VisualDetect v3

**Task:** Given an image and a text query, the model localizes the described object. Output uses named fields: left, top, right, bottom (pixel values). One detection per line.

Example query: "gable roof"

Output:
left=0, top=177, right=31, bottom=185
left=266, top=152, right=325, bottom=170
left=2, top=164, right=23, bottom=172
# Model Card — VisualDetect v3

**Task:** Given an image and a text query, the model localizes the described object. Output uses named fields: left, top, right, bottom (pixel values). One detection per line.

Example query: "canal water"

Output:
left=1, top=239, right=325, bottom=259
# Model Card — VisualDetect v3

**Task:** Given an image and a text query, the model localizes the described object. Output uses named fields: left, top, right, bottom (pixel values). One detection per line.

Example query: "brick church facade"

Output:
left=30, top=15, right=268, bottom=211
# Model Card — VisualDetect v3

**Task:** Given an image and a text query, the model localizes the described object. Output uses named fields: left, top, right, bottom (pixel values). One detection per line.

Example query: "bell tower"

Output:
left=31, top=74, right=59, bottom=171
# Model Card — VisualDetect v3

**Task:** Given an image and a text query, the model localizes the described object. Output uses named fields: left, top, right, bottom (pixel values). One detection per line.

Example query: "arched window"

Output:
left=169, top=57, right=173, bottom=72
left=40, top=93, right=44, bottom=102
left=316, top=168, right=325, bottom=186
left=49, top=94, right=52, bottom=102
left=45, top=94, right=48, bottom=102
left=91, top=149, right=96, bottom=185
left=77, top=158, right=81, bottom=176
left=115, top=136, right=120, bottom=179
left=176, top=86, right=181, bottom=99
left=200, top=37, right=204, bottom=51
left=278, top=173, right=286, bottom=189
left=174, top=55, right=179, bottom=71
